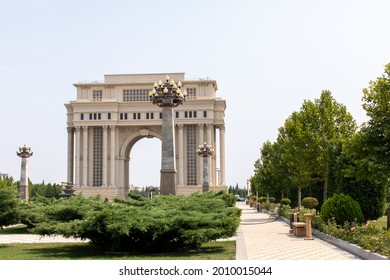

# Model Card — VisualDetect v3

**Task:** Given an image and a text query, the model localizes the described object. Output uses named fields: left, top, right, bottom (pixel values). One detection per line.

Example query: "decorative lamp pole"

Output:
left=197, top=142, right=214, bottom=192
left=17, top=145, right=33, bottom=201
left=149, top=75, right=186, bottom=195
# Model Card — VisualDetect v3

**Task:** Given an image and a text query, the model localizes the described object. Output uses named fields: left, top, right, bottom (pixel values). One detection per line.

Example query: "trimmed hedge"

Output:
left=301, top=197, right=319, bottom=209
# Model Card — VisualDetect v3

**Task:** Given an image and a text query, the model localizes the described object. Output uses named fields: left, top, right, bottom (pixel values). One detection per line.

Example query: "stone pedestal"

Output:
left=304, top=213, right=314, bottom=240
left=160, top=169, right=177, bottom=195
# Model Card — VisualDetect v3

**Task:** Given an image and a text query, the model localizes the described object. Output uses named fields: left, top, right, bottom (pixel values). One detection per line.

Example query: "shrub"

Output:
left=320, top=193, right=364, bottom=225
left=269, top=197, right=276, bottom=203
left=301, top=197, right=319, bottom=209
left=280, top=198, right=291, bottom=206
left=30, top=192, right=241, bottom=252
left=257, top=197, right=266, bottom=203
left=0, top=178, right=20, bottom=228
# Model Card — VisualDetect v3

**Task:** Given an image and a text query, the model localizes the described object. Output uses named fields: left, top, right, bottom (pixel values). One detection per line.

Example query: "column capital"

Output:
left=219, top=125, right=226, bottom=131
left=102, top=125, right=108, bottom=130
left=198, top=123, right=204, bottom=127
left=178, top=124, right=184, bottom=128
left=67, top=127, right=75, bottom=133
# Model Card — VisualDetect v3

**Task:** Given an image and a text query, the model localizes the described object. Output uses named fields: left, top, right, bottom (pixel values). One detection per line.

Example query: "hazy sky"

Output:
left=1, top=0, right=389, bottom=189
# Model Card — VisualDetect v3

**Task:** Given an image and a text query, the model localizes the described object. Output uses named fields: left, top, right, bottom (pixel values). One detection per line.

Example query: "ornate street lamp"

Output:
left=149, top=75, right=186, bottom=195
left=17, top=145, right=33, bottom=201
left=197, top=142, right=214, bottom=192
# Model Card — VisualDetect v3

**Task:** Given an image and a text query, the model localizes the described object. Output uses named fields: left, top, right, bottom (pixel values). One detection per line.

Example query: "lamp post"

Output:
left=197, top=142, right=214, bottom=192
left=149, top=75, right=186, bottom=195
left=17, top=145, right=33, bottom=201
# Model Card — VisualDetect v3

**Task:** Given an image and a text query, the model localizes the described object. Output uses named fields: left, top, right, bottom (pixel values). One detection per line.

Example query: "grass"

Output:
left=0, top=241, right=236, bottom=260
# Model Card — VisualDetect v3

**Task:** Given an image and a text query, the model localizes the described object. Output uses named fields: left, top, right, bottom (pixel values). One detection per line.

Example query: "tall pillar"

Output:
left=75, top=127, right=81, bottom=187
left=160, top=106, right=177, bottom=195
left=17, top=145, right=33, bottom=201
left=178, top=124, right=184, bottom=185
left=67, top=127, right=75, bottom=184
left=110, top=125, right=116, bottom=186
left=198, top=124, right=204, bottom=185
left=219, top=125, right=226, bottom=185
left=206, top=124, right=213, bottom=187
left=82, top=126, right=88, bottom=187
left=102, top=126, right=108, bottom=186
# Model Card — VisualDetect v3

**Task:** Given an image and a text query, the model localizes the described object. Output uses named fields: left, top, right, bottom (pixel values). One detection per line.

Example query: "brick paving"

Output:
left=235, top=201, right=360, bottom=260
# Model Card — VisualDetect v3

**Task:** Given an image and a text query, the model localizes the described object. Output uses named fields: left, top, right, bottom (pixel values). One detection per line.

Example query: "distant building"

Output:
left=65, top=73, right=226, bottom=199
left=0, top=173, right=9, bottom=180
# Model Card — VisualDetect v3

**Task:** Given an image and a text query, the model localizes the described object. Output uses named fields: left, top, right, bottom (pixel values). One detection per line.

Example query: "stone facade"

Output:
left=65, top=73, right=226, bottom=199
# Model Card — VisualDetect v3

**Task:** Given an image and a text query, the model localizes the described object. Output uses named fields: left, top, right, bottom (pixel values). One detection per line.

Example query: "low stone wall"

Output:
left=73, top=186, right=124, bottom=200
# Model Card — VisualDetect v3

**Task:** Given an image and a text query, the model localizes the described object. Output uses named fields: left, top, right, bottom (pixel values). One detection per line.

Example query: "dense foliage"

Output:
left=251, top=63, right=390, bottom=220
left=0, top=178, right=20, bottom=228
left=29, top=181, right=62, bottom=199
left=314, top=218, right=390, bottom=258
left=301, top=197, right=319, bottom=209
left=320, top=193, right=364, bottom=225
left=280, top=198, right=291, bottom=206
left=25, top=192, right=241, bottom=252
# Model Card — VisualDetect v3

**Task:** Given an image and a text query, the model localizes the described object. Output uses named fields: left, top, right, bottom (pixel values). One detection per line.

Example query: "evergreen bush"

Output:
left=301, top=197, right=319, bottom=209
left=320, top=193, right=364, bottom=225
left=29, top=192, right=241, bottom=252
left=280, top=198, right=291, bottom=206
left=0, top=178, right=20, bottom=228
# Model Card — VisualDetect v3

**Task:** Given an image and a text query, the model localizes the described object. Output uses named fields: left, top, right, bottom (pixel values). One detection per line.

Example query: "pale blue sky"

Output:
left=1, top=0, right=389, bottom=188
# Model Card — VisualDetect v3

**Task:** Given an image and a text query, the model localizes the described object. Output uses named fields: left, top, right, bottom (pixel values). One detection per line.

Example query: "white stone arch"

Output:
left=118, top=128, right=162, bottom=197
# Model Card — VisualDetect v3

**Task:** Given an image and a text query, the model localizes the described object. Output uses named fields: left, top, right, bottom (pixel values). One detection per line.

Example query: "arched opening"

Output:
left=128, top=137, right=161, bottom=193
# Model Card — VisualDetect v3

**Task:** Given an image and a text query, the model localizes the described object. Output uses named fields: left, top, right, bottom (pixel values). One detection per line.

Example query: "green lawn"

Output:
left=0, top=241, right=236, bottom=260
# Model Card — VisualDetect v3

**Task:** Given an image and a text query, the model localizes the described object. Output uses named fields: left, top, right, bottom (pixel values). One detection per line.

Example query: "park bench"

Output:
left=269, top=207, right=279, bottom=219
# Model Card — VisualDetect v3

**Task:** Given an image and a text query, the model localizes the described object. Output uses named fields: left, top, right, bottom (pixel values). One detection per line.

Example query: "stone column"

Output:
left=75, top=126, right=81, bottom=187
left=206, top=124, right=213, bottom=187
left=82, top=126, right=88, bottom=187
left=17, top=145, right=33, bottom=201
left=102, top=126, right=108, bottom=186
left=178, top=124, right=184, bottom=185
left=110, top=125, right=116, bottom=186
left=67, top=127, right=75, bottom=184
left=160, top=106, right=177, bottom=195
left=198, top=124, right=204, bottom=185
left=219, top=125, right=226, bottom=185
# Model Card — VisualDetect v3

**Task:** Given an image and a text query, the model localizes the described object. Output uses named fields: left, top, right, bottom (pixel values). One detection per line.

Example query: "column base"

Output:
left=160, top=169, right=177, bottom=195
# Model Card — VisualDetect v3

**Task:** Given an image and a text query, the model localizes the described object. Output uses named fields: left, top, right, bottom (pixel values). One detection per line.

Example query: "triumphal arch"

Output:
left=65, top=73, right=226, bottom=199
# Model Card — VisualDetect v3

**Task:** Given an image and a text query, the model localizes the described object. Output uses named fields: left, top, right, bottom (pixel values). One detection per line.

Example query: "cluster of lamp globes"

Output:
left=148, top=75, right=187, bottom=98
left=17, top=145, right=33, bottom=157
left=197, top=142, right=214, bottom=157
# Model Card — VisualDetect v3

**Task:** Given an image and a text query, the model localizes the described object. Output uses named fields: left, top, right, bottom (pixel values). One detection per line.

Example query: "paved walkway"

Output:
left=0, top=234, right=84, bottom=244
left=235, top=201, right=360, bottom=260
